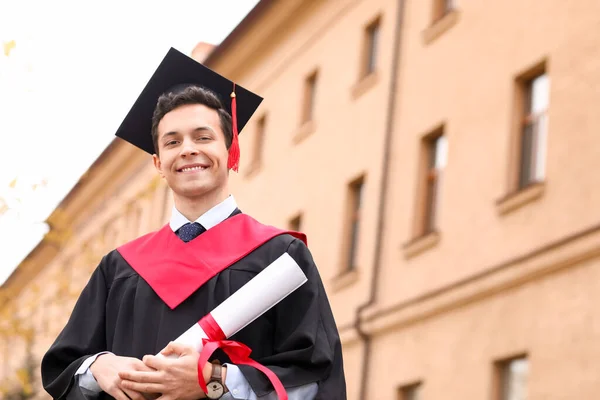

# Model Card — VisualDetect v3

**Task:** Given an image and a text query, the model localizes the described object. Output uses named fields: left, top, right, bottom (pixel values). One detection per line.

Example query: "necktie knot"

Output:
left=177, top=222, right=206, bottom=242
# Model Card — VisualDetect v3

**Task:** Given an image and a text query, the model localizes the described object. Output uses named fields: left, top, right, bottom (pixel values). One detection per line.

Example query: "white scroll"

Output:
left=159, top=252, right=307, bottom=357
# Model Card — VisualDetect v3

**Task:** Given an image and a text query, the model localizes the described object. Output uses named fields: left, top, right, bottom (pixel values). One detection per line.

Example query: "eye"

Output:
left=165, top=140, right=179, bottom=146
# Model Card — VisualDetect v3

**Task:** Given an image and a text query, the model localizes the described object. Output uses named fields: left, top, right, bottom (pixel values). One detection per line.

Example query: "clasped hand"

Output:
left=91, top=343, right=213, bottom=400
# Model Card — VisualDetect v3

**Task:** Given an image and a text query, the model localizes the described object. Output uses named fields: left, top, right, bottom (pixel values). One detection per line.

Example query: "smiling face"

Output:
left=152, top=103, right=230, bottom=202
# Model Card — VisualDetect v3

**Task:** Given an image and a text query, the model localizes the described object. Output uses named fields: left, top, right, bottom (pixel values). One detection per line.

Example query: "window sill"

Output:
left=331, top=269, right=359, bottom=292
left=402, top=231, right=441, bottom=259
left=351, top=72, right=380, bottom=100
left=293, top=120, right=316, bottom=145
left=422, top=9, right=460, bottom=45
left=496, top=181, right=545, bottom=216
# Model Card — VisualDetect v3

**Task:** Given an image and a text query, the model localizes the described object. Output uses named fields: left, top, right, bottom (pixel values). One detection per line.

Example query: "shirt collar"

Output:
left=169, top=195, right=238, bottom=232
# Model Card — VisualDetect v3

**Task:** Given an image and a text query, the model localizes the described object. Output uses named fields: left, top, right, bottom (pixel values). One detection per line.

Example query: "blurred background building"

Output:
left=1, top=0, right=600, bottom=399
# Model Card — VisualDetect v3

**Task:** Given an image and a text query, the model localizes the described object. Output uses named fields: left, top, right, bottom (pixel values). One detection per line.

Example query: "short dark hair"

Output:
left=151, top=85, right=232, bottom=154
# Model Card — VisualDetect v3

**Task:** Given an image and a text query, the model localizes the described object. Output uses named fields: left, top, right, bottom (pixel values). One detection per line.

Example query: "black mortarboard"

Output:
left=115, top=47, right=263, bottom=171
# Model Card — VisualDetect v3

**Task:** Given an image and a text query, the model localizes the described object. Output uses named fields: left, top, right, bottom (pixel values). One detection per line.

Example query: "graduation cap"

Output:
left=115, top=47, right=263, bottom=172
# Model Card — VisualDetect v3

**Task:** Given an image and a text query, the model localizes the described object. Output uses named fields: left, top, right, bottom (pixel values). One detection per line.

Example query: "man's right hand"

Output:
left=89, top=353, right=155, bottom=400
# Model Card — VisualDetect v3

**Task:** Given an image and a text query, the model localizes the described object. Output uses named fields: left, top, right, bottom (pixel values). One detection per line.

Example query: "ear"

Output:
left=152, top=154, right=164, bottom=178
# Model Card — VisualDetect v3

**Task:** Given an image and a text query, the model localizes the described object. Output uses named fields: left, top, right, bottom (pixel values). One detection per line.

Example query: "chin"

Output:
left=175, top=184, right=217, bottom=198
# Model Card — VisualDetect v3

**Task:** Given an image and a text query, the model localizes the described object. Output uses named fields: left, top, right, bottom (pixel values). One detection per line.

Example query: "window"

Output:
left=343, top=175, right=364, bottom=272
left=496, top=356, right=529, bottom=400
left=518, top=73, right=549, bottom=189
left=432, top=0, right=456, bottom=22
left=289, top=213, right=302, bottom=232
left=302, top=70, right=318, bottom=124
left=362, top=18, right=380, bottom=78
left=417, top=128, right=447, bottom=237
left=399, top=382, right=422, bottom=400
left=250, top=115, right=267, bottom=170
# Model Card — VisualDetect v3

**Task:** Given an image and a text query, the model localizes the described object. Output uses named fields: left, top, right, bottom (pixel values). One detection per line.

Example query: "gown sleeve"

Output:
left=237, top=238, right=347, bottom=400
left=41, top=256, right=111, bottom=399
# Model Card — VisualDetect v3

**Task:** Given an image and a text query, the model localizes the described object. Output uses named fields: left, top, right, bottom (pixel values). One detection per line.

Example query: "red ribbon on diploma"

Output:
left=197, top=314, right=288, bottom=400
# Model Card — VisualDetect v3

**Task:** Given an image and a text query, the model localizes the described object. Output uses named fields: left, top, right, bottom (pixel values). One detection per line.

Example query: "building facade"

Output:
left=2, top=0, right=600, bottom=399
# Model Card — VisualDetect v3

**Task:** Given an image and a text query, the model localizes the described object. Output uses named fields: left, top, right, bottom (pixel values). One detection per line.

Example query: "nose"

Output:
left=179, top=139, right=199, bottom=157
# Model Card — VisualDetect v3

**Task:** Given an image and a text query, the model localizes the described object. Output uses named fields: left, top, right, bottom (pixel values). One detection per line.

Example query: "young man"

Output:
left=40, top=48, right=346, bottom=400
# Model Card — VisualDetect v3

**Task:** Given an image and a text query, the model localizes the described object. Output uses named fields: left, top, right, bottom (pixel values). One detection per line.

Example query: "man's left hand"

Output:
left=118, top=342, right=213, bottom=400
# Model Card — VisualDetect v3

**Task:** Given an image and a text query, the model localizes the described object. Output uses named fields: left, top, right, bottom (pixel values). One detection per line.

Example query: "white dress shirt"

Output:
left=76, top=195, right=316, bottom=399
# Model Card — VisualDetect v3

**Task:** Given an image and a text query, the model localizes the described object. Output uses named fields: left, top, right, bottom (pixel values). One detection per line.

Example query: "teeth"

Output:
left=181, top=166, right=206, bottom=172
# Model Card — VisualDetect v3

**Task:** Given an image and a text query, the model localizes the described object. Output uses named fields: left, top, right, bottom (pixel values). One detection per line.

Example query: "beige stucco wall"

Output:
left=379, top=0, right=600, bottom=311
left=212, top=0, right=399, bottom=333
left=364, top=0, right=600, bottom=398
left=1, top=0, right=600, bottom=398
left=370, top=256, right=600, bottom=399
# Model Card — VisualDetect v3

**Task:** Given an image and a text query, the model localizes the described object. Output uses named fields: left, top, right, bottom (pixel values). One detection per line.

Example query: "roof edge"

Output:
left=203, top=0, right=276, bottom=67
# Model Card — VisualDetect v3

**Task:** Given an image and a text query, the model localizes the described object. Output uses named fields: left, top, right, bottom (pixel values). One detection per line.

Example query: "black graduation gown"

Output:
left=40, top=214, right=346, bottom=400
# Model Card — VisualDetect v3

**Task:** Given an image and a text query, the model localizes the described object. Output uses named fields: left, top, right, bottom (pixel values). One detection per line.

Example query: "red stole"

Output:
left=117, top=213, right=306, bottom=309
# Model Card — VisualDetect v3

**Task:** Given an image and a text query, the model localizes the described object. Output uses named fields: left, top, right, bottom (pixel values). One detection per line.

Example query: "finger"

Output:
left=142, top=354, right=170, bottom=370
left=159, top=342, right=175, bottom=356
left=107, top=387, right=132, bottom=400
left=123, top=387, right=148, bottom=400
left=133, top=360, right=157, bottom=372
left=118, top=370, right=162, bottom=383
left=120, top=379, right=164, bottom=395
left=160, top=341, right=194, bottom=356
left=158, top=342, right=173, bottom=356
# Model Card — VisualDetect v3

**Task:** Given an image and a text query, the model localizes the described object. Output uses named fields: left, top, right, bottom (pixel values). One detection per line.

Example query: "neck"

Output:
left=172, top=187, right=229, bottom=223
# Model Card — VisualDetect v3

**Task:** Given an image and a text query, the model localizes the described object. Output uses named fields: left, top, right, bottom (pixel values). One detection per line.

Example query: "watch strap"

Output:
left=211, top=363, right=222, bottom=383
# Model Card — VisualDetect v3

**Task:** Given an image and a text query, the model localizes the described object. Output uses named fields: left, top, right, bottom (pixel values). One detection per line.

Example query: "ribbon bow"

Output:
left=197, top=315, right=287, bottom=400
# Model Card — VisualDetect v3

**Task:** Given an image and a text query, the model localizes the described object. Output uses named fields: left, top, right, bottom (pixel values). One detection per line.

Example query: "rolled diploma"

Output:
left=159, top=252, right=307, bottom=356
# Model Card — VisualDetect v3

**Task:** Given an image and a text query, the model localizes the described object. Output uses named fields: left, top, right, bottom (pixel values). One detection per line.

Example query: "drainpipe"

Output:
left=355, top=0, right=406, bottom=398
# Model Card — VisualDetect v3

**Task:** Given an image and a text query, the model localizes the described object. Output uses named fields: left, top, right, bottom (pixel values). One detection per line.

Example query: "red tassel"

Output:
left=228, top=83, right=240, bottom=172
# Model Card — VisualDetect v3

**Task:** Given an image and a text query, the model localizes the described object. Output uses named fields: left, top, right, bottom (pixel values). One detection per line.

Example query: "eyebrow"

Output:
left=194, top=126, right=216, bottom=134
left=160, top=131, right=179, bottom=140
left=160, top=126, right=216, bottom=140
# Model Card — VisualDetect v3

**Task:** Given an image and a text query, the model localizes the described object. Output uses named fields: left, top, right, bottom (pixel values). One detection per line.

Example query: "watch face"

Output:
left=207, top=381, right=224, bottom=399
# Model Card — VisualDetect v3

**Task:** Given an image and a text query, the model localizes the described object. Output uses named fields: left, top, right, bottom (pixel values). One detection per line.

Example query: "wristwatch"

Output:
left=205, top=362, right=225, bottom=399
